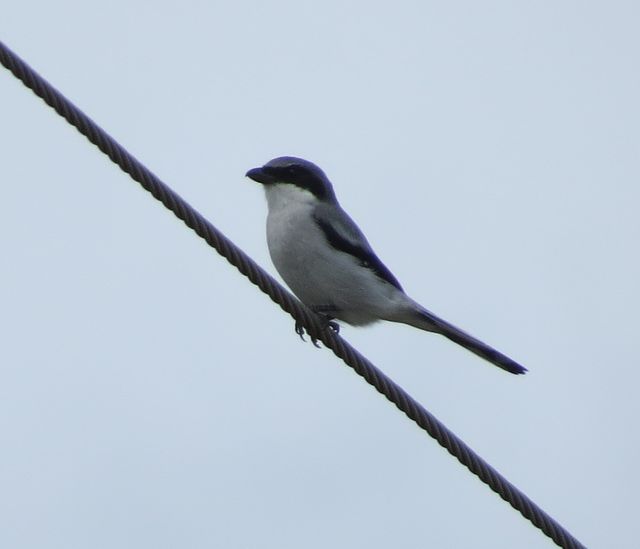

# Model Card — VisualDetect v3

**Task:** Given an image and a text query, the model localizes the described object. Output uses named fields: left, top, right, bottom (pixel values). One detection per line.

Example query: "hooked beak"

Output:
left=245, top=166, right=276, bottom=185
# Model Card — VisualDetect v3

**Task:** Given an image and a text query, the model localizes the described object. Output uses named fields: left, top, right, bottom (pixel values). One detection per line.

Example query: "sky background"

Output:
left=1, top=2, right=639, bottom=548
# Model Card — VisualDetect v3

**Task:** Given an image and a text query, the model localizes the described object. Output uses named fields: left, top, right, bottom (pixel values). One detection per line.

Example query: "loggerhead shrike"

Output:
left=246, top=156, right=526, bottom=375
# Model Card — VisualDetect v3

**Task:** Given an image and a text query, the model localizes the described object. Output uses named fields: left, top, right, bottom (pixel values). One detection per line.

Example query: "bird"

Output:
left=246, top=156, right=526, bottom=375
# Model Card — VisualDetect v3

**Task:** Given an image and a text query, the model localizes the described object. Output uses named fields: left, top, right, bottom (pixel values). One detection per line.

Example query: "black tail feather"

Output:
left=416, top=309, right=527, bottom=375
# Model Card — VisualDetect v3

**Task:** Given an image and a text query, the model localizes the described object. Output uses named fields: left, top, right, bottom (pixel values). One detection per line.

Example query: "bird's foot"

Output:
left=295, top=321, right=321, bottom=347
left=327, top=320, right=340, bottom=334
left=294, top=310, right=340, bottom=348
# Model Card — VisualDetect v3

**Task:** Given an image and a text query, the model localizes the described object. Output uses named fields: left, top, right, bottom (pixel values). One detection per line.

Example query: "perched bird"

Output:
left=246, top=156, right=526, bottom=375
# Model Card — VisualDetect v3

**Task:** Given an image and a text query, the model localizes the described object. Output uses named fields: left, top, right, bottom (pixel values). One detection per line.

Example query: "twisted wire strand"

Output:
left=0, top=41, right=586, bottom=549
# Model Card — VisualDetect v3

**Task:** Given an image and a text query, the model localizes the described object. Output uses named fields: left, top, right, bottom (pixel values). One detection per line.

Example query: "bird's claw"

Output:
left=294, top=321, right=321, bottom=347
left=295, top=321, right=306, bottom=341
left=294, top=318, right=339, bottom=348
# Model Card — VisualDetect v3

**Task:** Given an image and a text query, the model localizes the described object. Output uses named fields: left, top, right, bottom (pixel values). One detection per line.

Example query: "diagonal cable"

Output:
left=0, top=40, right=586, bottom=549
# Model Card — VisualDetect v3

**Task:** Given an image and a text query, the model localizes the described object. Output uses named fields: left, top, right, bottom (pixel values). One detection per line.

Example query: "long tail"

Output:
left=408, top=307, right=527, bottom=375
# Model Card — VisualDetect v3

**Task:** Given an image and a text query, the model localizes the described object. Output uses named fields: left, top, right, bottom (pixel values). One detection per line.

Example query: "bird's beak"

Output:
left=245, top=167, right=276, bottom=185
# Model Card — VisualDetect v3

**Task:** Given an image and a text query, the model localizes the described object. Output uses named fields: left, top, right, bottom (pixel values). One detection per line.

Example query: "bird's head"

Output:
left=246, top=156, right=337, bottom=203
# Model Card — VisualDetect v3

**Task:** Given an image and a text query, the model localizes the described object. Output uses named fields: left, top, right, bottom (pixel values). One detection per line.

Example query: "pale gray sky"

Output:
left=1, top=2, right=639, bottom=548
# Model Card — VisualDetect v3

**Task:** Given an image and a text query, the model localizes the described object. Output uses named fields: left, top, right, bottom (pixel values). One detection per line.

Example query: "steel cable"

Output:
left=0, top=40, right=586, bottom=549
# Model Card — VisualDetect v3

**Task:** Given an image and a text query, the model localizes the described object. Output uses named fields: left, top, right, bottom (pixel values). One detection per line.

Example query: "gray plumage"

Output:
left=246, top=156, right=526, bottom=375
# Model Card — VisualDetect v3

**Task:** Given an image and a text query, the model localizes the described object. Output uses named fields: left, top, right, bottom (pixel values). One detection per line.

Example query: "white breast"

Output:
left=264, top=185, right=327, bottom=304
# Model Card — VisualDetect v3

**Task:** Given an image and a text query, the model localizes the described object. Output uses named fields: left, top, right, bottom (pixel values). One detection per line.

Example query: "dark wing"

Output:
left=313, top=203, right=403, bottom=291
